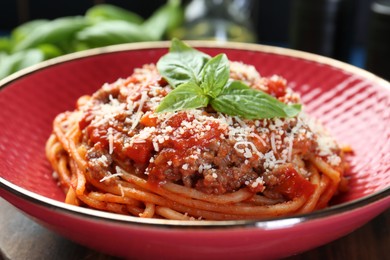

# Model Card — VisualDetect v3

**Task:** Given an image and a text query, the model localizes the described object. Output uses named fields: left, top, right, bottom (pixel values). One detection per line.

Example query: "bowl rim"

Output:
left=0, top=41, right=389, bottom=229
left=1, top=177, right=389, bottom=229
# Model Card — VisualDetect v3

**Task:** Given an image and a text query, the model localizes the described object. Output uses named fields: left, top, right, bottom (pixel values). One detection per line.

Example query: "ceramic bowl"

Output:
left=0, top=41, right=389, bottom=260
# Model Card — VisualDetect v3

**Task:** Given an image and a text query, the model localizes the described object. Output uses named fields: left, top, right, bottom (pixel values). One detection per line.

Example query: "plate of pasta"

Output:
left=0, top=40, right=389, bottom=259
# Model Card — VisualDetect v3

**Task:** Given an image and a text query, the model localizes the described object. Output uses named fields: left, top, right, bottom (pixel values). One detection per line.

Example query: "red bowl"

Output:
left=0, top=42, right=389, bottom=260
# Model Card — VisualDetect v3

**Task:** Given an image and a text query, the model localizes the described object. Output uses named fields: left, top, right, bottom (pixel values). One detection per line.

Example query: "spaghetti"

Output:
left=46, top=61, right=348, bottom=220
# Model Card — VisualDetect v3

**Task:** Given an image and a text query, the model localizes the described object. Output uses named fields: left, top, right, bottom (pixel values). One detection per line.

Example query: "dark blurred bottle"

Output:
left=365, top=0, right=390, bottom=81
left=170, top=0, right=257, bottom=42
left=289, top=0, right=355, bottom=61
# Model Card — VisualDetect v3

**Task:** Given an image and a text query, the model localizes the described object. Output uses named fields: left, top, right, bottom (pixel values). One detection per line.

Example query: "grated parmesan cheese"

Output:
left=80, top=62, right=344, bottom=201
left=131, top=91, right=148, bottom=130
left=107, top=127, right=114, bottom=154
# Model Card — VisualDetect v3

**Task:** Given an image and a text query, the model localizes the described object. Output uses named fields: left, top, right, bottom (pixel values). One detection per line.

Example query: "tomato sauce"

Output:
left=269, top=166, right=316, bottom=199
left=77, top=63, right=341, bottom=197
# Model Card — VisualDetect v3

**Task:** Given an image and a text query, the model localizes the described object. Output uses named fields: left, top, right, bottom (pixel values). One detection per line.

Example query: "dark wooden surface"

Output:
left=0, top=197, right=389, bottom=260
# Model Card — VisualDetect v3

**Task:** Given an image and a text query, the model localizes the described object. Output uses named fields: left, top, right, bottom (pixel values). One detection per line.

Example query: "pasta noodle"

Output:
left=46, top=61, right=348, bottom=220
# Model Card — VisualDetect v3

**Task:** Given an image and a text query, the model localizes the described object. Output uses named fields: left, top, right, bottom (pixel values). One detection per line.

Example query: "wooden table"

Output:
left=0, top=197, right=389, bottom=260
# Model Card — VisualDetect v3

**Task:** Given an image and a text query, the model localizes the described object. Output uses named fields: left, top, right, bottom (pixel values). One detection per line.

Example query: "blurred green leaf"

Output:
left=0, top=49, right=45, bottom=79
left=37, top=44, right=63, bottom=59
left=13, top=16, right=89, bottom=52
left=0, top=52, right=7, bottom=64
left=76, top=20, right=151, bottom=48
left=72, top=41, right=91, bottom=52
left=18, top=49, right=45, bottom=70
left=142, top=0, right=184, bottom=40
left=1, top=2, right=185, bottom=80
left=86, top=4, right=144, bottom=24
left=0, top=53, right=19, bottom=79
left=0, top=37, right=12, bottom=53
left=11, top=19, right=49, bottom=44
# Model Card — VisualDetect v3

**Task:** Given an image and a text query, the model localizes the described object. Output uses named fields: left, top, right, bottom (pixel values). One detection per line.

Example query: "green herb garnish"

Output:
left=156, top=38, right=301, bottom=119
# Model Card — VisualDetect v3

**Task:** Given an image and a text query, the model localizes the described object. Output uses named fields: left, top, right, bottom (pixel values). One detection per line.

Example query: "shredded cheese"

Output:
left=80, top=62, right=344, bottom=199
left=108, top=127, right=114, bottom=154
left=131, top=91, right=148, bottom=130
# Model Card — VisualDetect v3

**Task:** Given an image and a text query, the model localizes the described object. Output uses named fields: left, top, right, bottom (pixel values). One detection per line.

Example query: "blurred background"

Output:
left=0, top=0, right=389, bottom=80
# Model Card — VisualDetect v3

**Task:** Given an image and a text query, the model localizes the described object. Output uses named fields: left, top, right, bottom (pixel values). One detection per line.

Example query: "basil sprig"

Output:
left=157, top=38, right=210, bottom=88
left=156, top=39, right=301, bottom=119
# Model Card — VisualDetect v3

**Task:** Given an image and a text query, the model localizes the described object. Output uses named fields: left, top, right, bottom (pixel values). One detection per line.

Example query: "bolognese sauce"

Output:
left=46, top=59, right=348, bottom=220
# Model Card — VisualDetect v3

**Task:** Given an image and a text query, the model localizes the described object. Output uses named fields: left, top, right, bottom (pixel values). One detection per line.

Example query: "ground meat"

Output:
left=148, top=136, right=262, bottom=195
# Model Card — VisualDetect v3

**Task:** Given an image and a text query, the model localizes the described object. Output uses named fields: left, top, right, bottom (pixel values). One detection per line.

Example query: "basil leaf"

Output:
left=37, top=44, right=63, bottom=59
left=142, top=0, right=184, bottom=41
left=0, top=49, right=45, bottom=79
left=156, top=39, right=302, bottom=119
left=156, top=82, right=209, bottom=113
left=0, top=37, right=12, bottom=54
left=0, top=53, right=14, bottom=79
left=157, top=38, right=210, bottom=88
left=85, top=4, right=144, bottom=24
left=13, top=17, right=89, bottom=52
left=11, top=20, right=49, bottom=44
left=76, top=20, right=150, bottom=48
left=18, top=49, right=45, bottom=70
left=210, top=81, right=301, bottom=119
left=200, top=53, right=229, bottom=98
